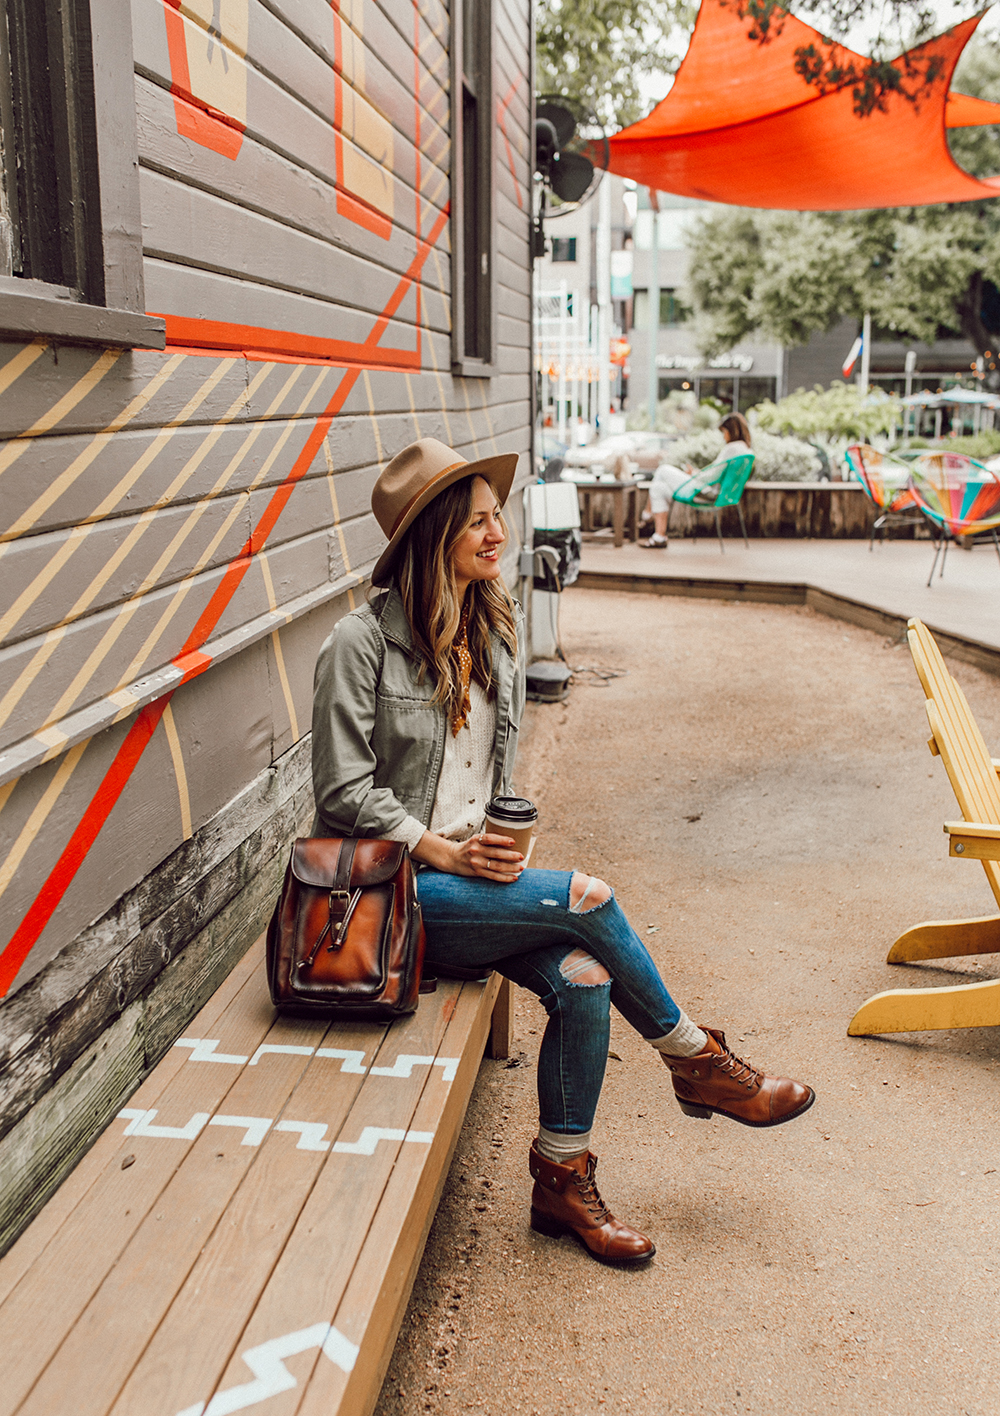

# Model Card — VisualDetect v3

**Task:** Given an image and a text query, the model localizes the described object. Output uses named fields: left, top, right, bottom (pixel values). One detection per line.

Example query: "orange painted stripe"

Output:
left=153, top=202, right=449, bottom=368
left=163, top=0, right=245, bottom=161
left=0, top=698, right=170, bottom=996
left=157, top=314, right=420, bottom=369
left=498, top=77, right=524, bottom=210
left=0, top=203, right=451, bottom=995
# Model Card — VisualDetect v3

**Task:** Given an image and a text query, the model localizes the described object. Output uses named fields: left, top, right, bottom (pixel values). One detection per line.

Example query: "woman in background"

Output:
left=642, top=411, right=751, bottom=548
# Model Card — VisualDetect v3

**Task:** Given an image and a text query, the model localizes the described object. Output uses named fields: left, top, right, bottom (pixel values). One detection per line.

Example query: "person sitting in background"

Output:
left=641, top=411, right=751, bottom=548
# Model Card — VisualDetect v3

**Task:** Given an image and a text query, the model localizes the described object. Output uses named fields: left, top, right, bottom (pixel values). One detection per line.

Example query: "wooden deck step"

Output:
left=0, top=935, right=508, bottom=1416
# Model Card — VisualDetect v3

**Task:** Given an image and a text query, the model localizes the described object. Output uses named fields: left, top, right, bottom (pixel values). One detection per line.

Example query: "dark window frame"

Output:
left=450, top=0, right=496, bottom=377
left=0, top=0, right=163, bottom=349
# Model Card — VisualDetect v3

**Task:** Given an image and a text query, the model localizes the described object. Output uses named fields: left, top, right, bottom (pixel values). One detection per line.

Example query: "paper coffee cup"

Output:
left=484, top=795, right=538, bottom=860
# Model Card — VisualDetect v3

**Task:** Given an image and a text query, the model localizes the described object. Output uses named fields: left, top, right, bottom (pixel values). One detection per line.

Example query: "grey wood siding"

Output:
left=0, top=0, right=532, bottom=1250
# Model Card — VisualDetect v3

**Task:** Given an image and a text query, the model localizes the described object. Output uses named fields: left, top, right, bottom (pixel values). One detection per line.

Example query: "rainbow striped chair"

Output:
left=845, top=444, right=920, bottom=550
left=908, top=451, right=1000, bottom=586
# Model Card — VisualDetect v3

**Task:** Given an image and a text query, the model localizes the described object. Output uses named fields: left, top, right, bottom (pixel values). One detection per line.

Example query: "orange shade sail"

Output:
left=603, top=1, right=1000, bottom=210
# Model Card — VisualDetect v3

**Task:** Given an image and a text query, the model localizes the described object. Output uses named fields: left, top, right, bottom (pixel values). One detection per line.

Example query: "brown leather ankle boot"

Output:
left=528, top=1142, right=655, bottom=1266
left=662, top=1028, right=815, bottom=1127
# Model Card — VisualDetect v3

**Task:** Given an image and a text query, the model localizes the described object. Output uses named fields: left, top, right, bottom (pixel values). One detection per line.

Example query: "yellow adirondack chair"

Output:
left=848, top=618, right=1000, bottom=1035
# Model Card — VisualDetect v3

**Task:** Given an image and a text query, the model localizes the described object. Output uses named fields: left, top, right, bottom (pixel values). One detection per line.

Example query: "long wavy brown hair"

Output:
left=393, top=475, right=518, bottom=717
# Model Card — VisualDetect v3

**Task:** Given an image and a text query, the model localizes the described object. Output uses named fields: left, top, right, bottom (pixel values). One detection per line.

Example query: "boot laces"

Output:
left=574, top=1164, right=610, bottom=1221
left=713, top=1045, right=761, bottom=1090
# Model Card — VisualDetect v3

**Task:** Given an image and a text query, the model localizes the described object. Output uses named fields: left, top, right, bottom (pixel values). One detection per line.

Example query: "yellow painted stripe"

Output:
left=270, top=629, right=300, bottom=740
left=107, top=367, right=324, bottom=691
left=479, top=384, right=500, bottom=456
left=326, top=465, right=354, bottom=580
left=423, top=169, right=449, bottom=207
left=0, top=339, right=47, bottom=398
left=2, top=353, right=187, bottom=543
left=419, top=312, right=455, bottom=445
left=0, top=776, right=18, bottom=819
left=259, top=556, right=301, bottom=741
left=0, top=627, right=67, bottom=738
left=85, top=368, right=308, bottom=702
left=0, top=348, right=121, bottom=479
left=459, top=379, right=481, bottom=456
left=404, top=372, right=423, bottom=439
left=161, top=701, right=192, bottom=840
left=361, top=371, right=387, bottom=468
left=0, top=359, right=240, bottom=648
left=0, top=739, right=89, bottom=906
left=429, top=249, right=453, bottom=334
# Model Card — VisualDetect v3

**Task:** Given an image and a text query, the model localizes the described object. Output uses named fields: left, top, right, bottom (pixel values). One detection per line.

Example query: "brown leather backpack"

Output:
left=266, top=838, right=427, bottom=1019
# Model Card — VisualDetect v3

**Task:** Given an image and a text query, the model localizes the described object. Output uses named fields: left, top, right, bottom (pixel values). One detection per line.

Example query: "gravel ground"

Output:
left=374, top=589, right=1000, bottom=1416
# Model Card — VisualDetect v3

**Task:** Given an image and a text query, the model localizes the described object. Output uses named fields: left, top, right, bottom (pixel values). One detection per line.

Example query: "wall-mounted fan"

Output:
left=533, top=95, right=608, bottom=257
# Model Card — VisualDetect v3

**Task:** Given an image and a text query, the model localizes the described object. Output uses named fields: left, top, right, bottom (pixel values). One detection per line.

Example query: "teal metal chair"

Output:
left=666, top=452, right=755, bottom=551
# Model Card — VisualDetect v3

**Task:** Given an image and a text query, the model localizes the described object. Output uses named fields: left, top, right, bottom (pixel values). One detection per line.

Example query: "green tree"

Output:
left=719, top=0, right=956, bottom=116
left=685, top=42, right=1000, bottom=382
left=535, top=1, right=695, bottom=129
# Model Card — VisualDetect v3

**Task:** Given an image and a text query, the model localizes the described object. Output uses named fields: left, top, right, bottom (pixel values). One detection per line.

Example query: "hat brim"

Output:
left=370, top=452, right=519, bottom=587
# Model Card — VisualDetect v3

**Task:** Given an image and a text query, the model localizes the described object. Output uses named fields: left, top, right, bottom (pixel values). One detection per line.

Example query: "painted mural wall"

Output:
left=0, top=0, right=532, bottom=1251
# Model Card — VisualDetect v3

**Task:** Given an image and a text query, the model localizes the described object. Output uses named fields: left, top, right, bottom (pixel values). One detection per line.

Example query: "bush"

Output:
left=626, top=394, right=724, bottom=435
left=938, top=430, right=1000, bottom=460
left=667, top=428, right=725, bottom=467
left=750, top=430, right=822, bottom=481
left=666, top=428, right=820, bottom=481
left=752, top=382, right=901, bottom=443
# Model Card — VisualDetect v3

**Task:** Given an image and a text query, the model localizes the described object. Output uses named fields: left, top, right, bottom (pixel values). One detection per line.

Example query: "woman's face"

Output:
left=451, top=476, right=505, bottom=595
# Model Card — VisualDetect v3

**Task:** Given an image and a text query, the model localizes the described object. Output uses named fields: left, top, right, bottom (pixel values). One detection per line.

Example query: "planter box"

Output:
left=581, top=480, right=931, bottom=540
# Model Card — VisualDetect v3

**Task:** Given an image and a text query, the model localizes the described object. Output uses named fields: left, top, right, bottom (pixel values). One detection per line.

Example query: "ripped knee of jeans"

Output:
left=559, top=947, right=611, bottom=987
left=568, top=872, right=613, bottom=915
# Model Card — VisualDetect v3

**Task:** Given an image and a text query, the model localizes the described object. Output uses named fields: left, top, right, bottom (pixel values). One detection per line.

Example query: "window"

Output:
left=633, top=288, right=689, bottom=329
left=550, top=237, right=577, bottom=262
left=0, top=0, right=163, bottom=348
left=451, top=0, right=495, bottom=375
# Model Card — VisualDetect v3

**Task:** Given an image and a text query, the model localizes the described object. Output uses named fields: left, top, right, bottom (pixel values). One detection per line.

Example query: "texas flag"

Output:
left=842, top=334, right=863, bottom=378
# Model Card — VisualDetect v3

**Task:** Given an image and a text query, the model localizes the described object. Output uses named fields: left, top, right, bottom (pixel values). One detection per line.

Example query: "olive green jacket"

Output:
left=311, top=588, right=525, bottom=838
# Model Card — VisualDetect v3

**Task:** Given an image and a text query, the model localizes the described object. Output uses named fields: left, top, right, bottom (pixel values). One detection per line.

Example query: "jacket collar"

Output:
left=374, top=585, right=519, bottom=662
left=373, top=587, right=416, bottom=656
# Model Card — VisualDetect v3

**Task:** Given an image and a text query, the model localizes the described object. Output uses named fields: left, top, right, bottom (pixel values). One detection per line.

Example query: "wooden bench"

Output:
left=848, top=617, right=1000, bottom=1036
left=0, top=936, right=511, bottom=1416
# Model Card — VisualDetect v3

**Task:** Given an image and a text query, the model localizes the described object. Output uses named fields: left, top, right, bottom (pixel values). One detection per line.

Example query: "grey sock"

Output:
left=648, top=1012, right=709, bottom=1058
left=536, top=1125, right=592, bottom=1163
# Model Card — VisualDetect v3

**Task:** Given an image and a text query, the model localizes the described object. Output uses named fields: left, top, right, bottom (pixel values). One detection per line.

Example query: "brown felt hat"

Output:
left=370, top=438, right=518, bottom=587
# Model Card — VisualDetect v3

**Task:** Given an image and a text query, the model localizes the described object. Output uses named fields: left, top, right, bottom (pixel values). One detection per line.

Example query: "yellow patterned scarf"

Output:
left=450, top=602, right=472, bottom=736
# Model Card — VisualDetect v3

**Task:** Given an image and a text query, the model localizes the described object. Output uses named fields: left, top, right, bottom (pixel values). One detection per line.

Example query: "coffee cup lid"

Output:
left=485, top=795, right=538, bottom=824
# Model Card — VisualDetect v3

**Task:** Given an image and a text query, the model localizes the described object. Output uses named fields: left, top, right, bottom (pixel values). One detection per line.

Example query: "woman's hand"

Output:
left=412, top=830, right=524, bottom=882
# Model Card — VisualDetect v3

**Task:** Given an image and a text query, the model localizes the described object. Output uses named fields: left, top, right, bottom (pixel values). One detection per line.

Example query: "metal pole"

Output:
left=647, top=189, right=660, bottom=429
left=557, top=278, right=567, bottom=445
left=904, top=348, right=915, bottom=440
left=858, top=311, right=871, bottom=393
left=597, top=177, right=611, bottom=433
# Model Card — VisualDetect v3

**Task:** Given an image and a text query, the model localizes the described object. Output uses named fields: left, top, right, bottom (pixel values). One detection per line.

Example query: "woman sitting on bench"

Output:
left=311, top=438, right=813, bottom=1268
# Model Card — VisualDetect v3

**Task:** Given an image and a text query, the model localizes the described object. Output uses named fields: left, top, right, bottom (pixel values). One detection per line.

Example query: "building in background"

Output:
left=538, top=184, right=989, bottom=427
left=0, top=0, right=533, bottom=1253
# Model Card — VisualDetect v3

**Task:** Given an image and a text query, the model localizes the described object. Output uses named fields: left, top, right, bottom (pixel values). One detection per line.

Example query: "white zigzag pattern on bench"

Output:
left=117, top=1109, right=433, bottom=1154
left=174, top=1039, right=459, bottom=1080
left=175, top=1320, right=359, bottom=1416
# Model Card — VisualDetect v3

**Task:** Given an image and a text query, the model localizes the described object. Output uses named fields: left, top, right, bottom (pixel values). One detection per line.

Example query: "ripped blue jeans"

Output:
left=416, top=867, right=682, bottom=1137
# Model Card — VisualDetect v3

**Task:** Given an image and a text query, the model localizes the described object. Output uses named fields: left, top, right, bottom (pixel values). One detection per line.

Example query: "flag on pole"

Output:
left=842, top=335, right=863, bottom=378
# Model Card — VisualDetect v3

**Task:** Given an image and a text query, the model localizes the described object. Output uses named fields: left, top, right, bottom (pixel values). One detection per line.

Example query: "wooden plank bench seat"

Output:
left=0, top=936, right=511, bottom=1416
